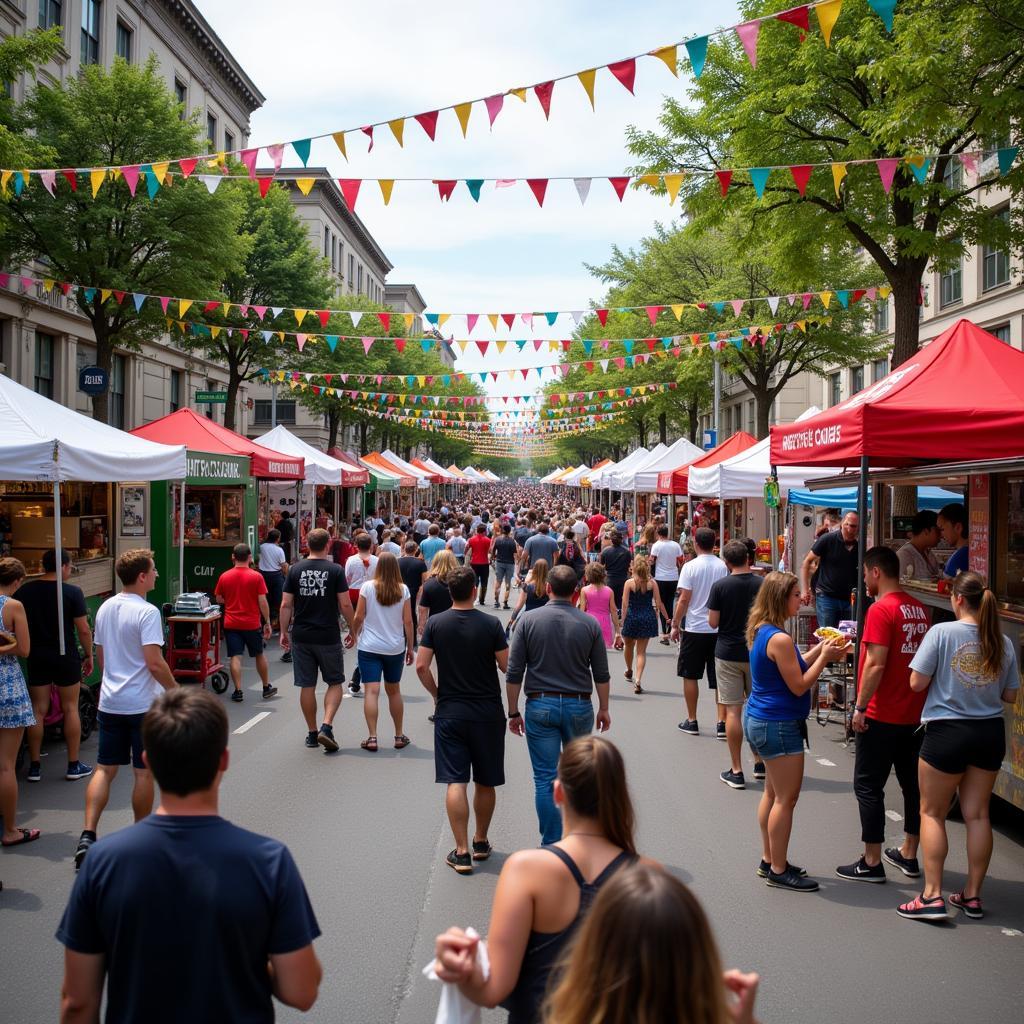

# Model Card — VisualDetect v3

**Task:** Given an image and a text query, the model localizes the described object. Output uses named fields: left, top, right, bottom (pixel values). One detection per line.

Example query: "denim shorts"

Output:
left=743, top=711, right=806, bottom=760
left=494, top=562, right=516, bottom=587
left=357, top=649, right=405, bottom=684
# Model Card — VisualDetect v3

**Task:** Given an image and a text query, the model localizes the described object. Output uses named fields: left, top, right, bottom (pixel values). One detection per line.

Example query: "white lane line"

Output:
left=233, top=711, right=272, bottom=735
left=886, top=810, right=903, bottom=822
left=1000, top=928, right=1022, bottom=938
left=816, top=758, right=837, bottom=767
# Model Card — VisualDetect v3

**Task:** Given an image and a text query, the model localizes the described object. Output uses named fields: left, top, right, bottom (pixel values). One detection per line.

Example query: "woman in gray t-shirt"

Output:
left=897, top=573, right=1020, bottom=923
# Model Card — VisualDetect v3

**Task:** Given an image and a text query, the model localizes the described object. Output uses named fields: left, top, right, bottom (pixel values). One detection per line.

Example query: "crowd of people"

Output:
left=0, top=482, right=1019, bottom=1021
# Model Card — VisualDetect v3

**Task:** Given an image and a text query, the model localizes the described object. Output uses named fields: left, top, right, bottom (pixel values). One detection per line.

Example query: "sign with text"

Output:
left=702, top=429, right=717, bottom=451
left=968, top=474, right=990, bottom=579
left=195, top=390, right=228, bottom=404
left=78, top=366, right=109, bottom=395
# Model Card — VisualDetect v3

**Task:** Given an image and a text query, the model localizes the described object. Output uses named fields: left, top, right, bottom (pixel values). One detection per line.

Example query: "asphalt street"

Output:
left=3, top=602, right=1023, bottom=1024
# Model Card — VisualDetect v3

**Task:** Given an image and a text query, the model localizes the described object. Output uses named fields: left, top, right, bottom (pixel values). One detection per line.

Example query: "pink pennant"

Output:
left=160, top=297, right=171, bottom=313
left=415, top=110, right=439, bottom=141
left=608, top=176, right=630, bottom=201
left=466, top=313, right=480, bottom=333
left=362, top=337, right=375, bottom=354
left=801, top=293, right=813, bottom=310
left=266, top=144, right=285, bottom=170
left=645, top=306, right=661, bottom=325
left=521, top=313, right=533, bottom=330
left=608, top=58, right=637, bottom=93
left=534, top=81, right=555, bottom=119
left=731, top=299, right=745, bottom=316
left=436, top=179, right=458, bottom=202
left=484, top=94, right=504, bottom=128
left=121, top=165, right=140, bottom=196
left=533, top=340, right=544, bottom=351
left=735, top=21, right=761, bottom=67
left=864, top=287, right=877, bottom=301
left=39, top=169, right=56, bottom=196
left=361, top=126, right=374, bottom=152
left=296, top=334, right=307, bottom=352
left=239, top=148, right=259, bottom=179
left=253, top=305, right=267, bottom=321
left=527, top=178, right=548, bottom=206
left=377, top=312, right=390, bottom=331
left=178, top=157, right=197, bottom=179
left=338, top=179, right=361, bottom=211
left=876, top=158, right=900, bottom=194
left=959, top=153, right=978, bottom=176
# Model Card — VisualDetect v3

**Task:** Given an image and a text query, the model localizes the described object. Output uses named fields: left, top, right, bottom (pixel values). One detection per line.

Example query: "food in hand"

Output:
left=813, top=627, right=844, bottom=642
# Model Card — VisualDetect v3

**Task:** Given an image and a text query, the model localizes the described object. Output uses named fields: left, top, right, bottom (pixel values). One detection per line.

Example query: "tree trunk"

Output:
left=223, top=365, right=243, bottom=432
left=687, top=401, right=699, bottom=444
left=90, top=322, right=113, bottom=423
left=658, top=411, right=668, bottom=444
left=327, top=410, right=340, bottom=450
left=358, top=420, right=368, bottom=454
left=890, top=267, right=924, bottom=369
left=756, top=394, right=772, bottom=440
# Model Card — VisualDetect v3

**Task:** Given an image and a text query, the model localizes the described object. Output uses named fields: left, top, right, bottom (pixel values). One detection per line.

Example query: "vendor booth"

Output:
left=770, top=318, right=1024, bottom=811
left=324, top=448, right=371, bottom=524
left=590, top=448, right=650, bottom=513
left=577, top=459, right=612, bottom=497
left=413, top=458, right=457, bottom=502
left=359, top=453, right=408, bottom=518
left=383, top=449, right=438, bottom=508
left=132, top=409, right=303, bottom=603
left=625, top=438, right=704, bottom=531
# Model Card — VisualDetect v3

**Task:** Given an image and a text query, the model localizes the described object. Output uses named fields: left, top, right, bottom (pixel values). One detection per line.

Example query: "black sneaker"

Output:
left=752, top=761, right=766, bottom=780
left=677, top=719, right=699, bottom=736
left=231, top=689, right=244, bottom=702
left=757, top=859, right=808, bottom=879
left=766, top=867, right=819, bottom=892
left=503, top=603, right=510, bottom=610
left=317, top=724, right=339, bottom=753
left=883, top=847, right=921, bottom=878
left=716, top=721, right=726, bottom=741
left=836, top=856, right=886, bottom=883
left=304, top=731, right=319, bottom=748
left=27, top=761, right=41, bottom=783
left=280, top=651, right=292, bottom=663
left=262, top=685, right=278, bottom=699
left=494, top=601, right=500, bottom=609
left=472, top=839, right=493, bottom=861
left=446, top=849, right=473, bottom=875
left=74, top=832, right=95, bottom=871
left=896, top=894, right=947, bottom=921
left=720, top=769, right=746, bottom=790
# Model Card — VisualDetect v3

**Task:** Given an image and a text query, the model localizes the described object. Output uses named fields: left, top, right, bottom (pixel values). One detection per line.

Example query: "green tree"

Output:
left=627, top=0, right=1024, bottom=368
left=0, top=56, right=246, bottom=421
left=0, top=28, right=62, bottom=171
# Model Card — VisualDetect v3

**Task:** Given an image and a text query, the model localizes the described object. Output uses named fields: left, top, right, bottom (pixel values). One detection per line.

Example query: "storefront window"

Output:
left=184, top=488, right=242, bottom=543
left=35, top=332, right=54, bottom=398
left=996, top=476, right=1024, bottom=606
left=109, top=353, right=126, bottom=428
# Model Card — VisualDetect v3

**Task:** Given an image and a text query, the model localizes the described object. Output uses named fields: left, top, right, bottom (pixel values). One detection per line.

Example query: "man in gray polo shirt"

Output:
left=506, top=565, right=611, bottom=844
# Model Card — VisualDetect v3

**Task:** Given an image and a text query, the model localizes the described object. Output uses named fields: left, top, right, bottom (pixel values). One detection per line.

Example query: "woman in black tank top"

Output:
left=432, top=737, right=647, bottom=1024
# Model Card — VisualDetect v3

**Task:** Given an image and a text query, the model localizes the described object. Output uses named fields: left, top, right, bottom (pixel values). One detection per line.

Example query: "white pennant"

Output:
left=271, top=307, right=284, bottom=319
left=574, top=178, right=592, bottom=205
left=350, top=311, right=363, bottom=328
left=600, top=359, right=609, bottom=372
left=767, top=296, right=780, bottom=315
left=571, top=310, right=585, bottom=325
left=199, top=175, right=222, bottom=194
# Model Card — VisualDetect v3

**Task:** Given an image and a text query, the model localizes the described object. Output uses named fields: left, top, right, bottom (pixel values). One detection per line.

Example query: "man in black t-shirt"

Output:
left=801, top=511, right=859, bottom=629
left=398, top=541, right=428, bottom=608
left=416, top=566, right=509, bottom=875
left=279, top=528, right=355, bottom=753
left=707, top=541, right=764, bottom=790
left=58, top=688, right=321, bottom=1022
left=277, top=511, right=295, bottom=563
left=490, top=523, right=520, bottom=609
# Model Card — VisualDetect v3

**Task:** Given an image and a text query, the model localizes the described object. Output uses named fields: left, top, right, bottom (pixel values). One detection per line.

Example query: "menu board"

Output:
left=968, top=474, right=990, bottom=579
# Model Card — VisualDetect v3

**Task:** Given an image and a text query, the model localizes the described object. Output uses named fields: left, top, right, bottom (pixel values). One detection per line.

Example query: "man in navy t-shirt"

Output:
left=57, top=688, right=321, bottom=1023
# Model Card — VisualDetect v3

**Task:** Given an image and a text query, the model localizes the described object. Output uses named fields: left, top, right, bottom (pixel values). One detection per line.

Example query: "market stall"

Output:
left=590, top=448, right=650, bottom=513
left=577, top=459, right=612, bottom=500
left=132, top=409, right=303, bottom=603
left=412, top=457, right=457, bottom=503
left=382, top=449, right=439, bottom=508
left=359, top=453, right=407, bottom=518
left=625, top=437, right=704, bottom=532
left=324, top=448, right=371, bottom=525
left=770, top=318, right=1024, bottom=811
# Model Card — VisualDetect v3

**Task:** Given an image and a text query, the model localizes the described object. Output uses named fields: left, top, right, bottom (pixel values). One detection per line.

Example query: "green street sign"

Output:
left=196, top=390, right=228, bottom=404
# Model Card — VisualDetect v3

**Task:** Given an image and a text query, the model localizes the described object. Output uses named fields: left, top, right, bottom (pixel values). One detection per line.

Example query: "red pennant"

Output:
left=561, top=340, right=572, bottom=352
left=203, top=301, right=219, bottom=313
left=338, top=178, right=361, bottom=211
left=501, top=313, right=515, bottom=329
left=394, top=338, right=406, bottom=353
left=609, top=176, right=630, bottom=201
left=597, top=309, right=609, bottom=326
left=317, top=310, right=330, bottom=328
left=257, top=176, right=274, bottom=198
left=585, top=361, right=594, bottom=372
left=789, top=165, right=813, bottom=196
left=111, top=290, right=125, bottom=305
left=776, top=5, right=810, bottom=31
left=361, top=126, right=374, bottom=151
left=614, top=357, right=626, bottom=370
left=608, top=58, right=637, bottom=93
left=324, top=374, right=333, bottom=384
left=414, top=110, right=439, bottom=141
left=61, top=169, right=77, bottom=191
left=645, top=305, right=662, bottom=325
left=645, top=338, right=657, bottom=352
left=178, top=157, right=198, bottom=178
left=716, top=170, right=733, bottom=196
left=851, top=289, right=866, bottom=304
left=476, top=341, right=489, bottom=356
left=534, top=81, right=555, bottom=119
left=436, top=179, right=458, bottom=201
left=527, top=178, right=548, bottom=206
left=377, top=312, right=390, bottom=331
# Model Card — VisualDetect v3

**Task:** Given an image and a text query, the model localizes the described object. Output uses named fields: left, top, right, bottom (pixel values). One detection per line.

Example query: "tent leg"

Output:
left=178, top=481, right=186, bottom=598
left=53, top=481, right=65, bottom=656
left=853, top=457, right=870, bottom=730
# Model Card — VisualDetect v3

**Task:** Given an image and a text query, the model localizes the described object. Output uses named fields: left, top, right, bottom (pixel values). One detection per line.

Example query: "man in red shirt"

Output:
left=466, top=524, right=493, bottom=606
left=214, top=543, right=277, bottom=703
left=585, top=507, right=607, bottom=561
left=836, top=546, right=929, bottom=883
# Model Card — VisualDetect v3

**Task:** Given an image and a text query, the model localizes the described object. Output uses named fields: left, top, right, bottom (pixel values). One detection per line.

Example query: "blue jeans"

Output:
left=814, top=594, right=849, bottom=630
left=524, top=695, right=595, bottom=844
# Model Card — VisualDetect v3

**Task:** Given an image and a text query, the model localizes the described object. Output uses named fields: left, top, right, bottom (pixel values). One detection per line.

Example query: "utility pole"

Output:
left=271, top=379, right=277, bottom=429
left=713, top=358, right=721, bottom=438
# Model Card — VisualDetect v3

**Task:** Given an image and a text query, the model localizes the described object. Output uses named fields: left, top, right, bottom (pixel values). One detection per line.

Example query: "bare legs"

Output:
left=724, top=704, right=744, bottom=774
left=299, top=683, right=343, bottom=732
left=634, top=638, right=650, bottom=686
left=82, top=764, right=153, bottom=835
left=363, top=682, right=404, bottom=739
left=623, top=638, right=635, bottom=677
left=445, top=783, right=496, bottom=855
left=0, top=728, right=26, bottom=843
left=683, top=678, right=699, bottom=720
left=758, top=753, right=805, bottom=874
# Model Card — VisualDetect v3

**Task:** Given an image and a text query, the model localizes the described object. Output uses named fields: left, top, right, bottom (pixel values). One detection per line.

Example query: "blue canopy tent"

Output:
left=787, top=485, right=962, bottom=510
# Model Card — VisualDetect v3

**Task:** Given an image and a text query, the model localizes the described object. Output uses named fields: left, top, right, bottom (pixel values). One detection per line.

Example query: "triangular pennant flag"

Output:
left=378, top=179, right=395, bottom=205
left=789, top=165, right=813, bottom=196
left=414, top=110, right=439, bottom=140
left=436, top=179, right=458, bottom=202
left=730, top=299, right=745, bottom=316
left=908, top=156, right=931, bottom=185
left=239, top=149, right=258, bottom=179
left=831, top=162, right=848, bottom=197
left=60, top=169, right=78, bottom=191
left=144, top=168, right=160, bottom=200
left=776, top=5, right=811, bottom=31
left=403, top=313, right=414, bottom=332
left=663, top=172, right=684, bottom=204
left=151, top=162, right=169, bottom=185
left=90, top=169, right=105, bottom=197
left=121, top=165, right=140, bottom=196
left=645, top=306, right=662, bottom=325
left=338, top=178, right=361, bottom=211
left=997, top=146, right=1019, bottom=177
left=465, top=313, right=480, bottom=334
left=377, top=312, right=390, bottom=331
left=295, top=177, right=315, bottom=196
left=735, top=21, right=761, bottom=67
left=867, top=0, right=897, bottom=31
left=574, top=177, right=592, bottom=204
left=836, top=290, right=850, bottom=308
left=715, top=170, right=733, bottom=196
left=100, top=289, right=112, bottom=304
left=316, top=310, right=330, bottom=329
left=257, top=176, right=274, bottom=199
left=484, top=94, right=504, bottom=127
left=650, top=45, right=678, bottom=76
left=576, top=68, right=598, bottom=110
left=296, top=334, right=307, bottom=352
left=608, top=58, right=636, bottom=93
left=501, top=313, right=516, bottom=329
left=159, top=296, right=170, bottom=313
left=179, top=299, right=193, bottom=316
left=331, top=131, right=348, bottom=161
left=609, top=176, right=630, bottom=201
left=534, top=81, right=554, bottom=119
left=959, top=153, right=978, bottom=176
left=350, top=311, right=363, bottom=328
left=361, top=126, right=374, bottom=151
left=819, top=291, right=834, bottom=309
left=527, top=179, right=548, bottom=206
left=544, top=312, right=558, bottom=327
left=132, top=293, right=146, bottom=312
left=487, top=314, right=499, bottom=331
left=394, top=338, right=406, bottom=353
left=748, top=167, right=771, bottom=199
left=876, top=158, right=899, bottom=194
left=465, top=179, right=483, bottom=202
left=388, top=118, right=405, bottom=147
left=684, top=36, right=708, bottom=78
left=265, top=144, right=285, bottom=170
left=178, top=157, right=197, bottom=178
left=362, top=337, right=374, bottom=354
left=815, top=0, right=844, bottom=48
left=597, top=309, right=609, bottom=327
left=199, top=175, right=221, bottom=194
left=454, top=102, right=472, bottom=137
left=767, top=296, right=780, bottom=315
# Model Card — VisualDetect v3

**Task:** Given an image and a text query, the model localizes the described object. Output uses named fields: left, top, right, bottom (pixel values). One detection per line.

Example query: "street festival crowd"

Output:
left=0, top=482, right=1019, bottom=1023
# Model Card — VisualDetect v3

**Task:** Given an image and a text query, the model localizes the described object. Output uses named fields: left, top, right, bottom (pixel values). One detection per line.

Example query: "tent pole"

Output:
left=178, top=481, right=186, bottom=597
left=53, top=481, right=65, bottom=656
left=853, top=456, right=870, bottom=724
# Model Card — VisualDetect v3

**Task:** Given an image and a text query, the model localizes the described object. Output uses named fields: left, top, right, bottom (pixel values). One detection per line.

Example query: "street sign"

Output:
left=195, top=390, right=228, bottom=404
left=702, top=429, right=717, bottom=451
left=78, top=366, right=109, bottom=395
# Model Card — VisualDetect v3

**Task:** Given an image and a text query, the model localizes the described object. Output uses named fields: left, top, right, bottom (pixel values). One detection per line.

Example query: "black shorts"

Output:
left=97, top=711, right=146, bottom=768
left=292, top=641, right=345, bottom=687
left=26, top=655, right=82, bottom=687
left=920, top=718, right=1006, bottom=775
left=225, top=628, right=264, bottom=658
left=434, top=718, right=506, bottom=787
left=678, top=632, right=719, bottom=688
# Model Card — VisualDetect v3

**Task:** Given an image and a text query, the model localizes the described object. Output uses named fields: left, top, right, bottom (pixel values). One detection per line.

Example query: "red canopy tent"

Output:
left=325, top=448, right=370, bottom=487
left=409, top=458, right=445, bottom=484
left=657, top=431, right=759, bottom=495
left=361, top=451, right=416, bottom=488
left=132, top=408, right=304, bottom=479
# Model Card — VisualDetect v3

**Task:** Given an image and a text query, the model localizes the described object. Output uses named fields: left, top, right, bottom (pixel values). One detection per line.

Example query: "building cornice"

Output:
left=385, top=282, right=428, bottom=313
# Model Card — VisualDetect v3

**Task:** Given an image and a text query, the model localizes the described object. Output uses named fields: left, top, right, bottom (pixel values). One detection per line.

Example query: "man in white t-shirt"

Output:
left=75, top=549, right=177, bottom=869
left=670, top=528, right=727, bottom=737
left=650, top=525, right=683, bottom=645
left=570, top=514, right=590, bottom=551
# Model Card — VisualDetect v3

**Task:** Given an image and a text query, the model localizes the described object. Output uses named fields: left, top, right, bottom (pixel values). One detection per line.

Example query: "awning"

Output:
left=657, top=432, right=758, bottom=495
left=787, top=485, right=963, bottom=510
left=589, top=448, right=650, bottom=489
left=362, top=452, right=416, bottom=488
left=628, top=437, right=705, bottom=492
left=254, top=425, right=359, bottom=487
left=325, top=448, right=371, bottom=487
left=381, top=449, right=435, bottom=487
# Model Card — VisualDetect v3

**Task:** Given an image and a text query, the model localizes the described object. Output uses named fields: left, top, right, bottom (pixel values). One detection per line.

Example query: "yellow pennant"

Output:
left=577, top=69, right=597, bottom=110
left=510, top=87, right=528, bottom=102
left=663, top=172, right=684, bottom=204
left=831, top=162, right=848, bottom=197
left=650, top=45, right=678, bottom=77
left=487, top=314, right=499, bottom=330
left=548, top=341, right=559, bottom=352
left=211, top=326, right=221, bottom=339
left=456, top=341, right=468, bottom=354
left=819, top=291, right=833, bottom=309
left=454, top=102, right=472, bottom=138
left=878, top=285, right=892, bottom=299
left=403, top=313, right=414, bottom=331
left=670, top=303, right=685, bottom=319
left=398, top=395, right=406, bottom=406
left=388, top=118, right=405, bottom=147
left=637, top=174, right=660, bottom=190
left=296, top=177, right=315, bottom=196
left=152, top=162, right=170, bottom=185
left=179, top=299, right=193, bottom=316
left=496, top=340, right=508, bottom=354
left=110, top=167, right=122, bottom=181
left=378, top=179, right=395, bottom=205
left=222, top=302, right=233, bottom=316
left=815, top=0, right=844, bottom=47
left=43, top=278, right=54, bottom=291
left=0, top=170, right=11, bottom=193
left=438, top=313, right=450, bottom=330
left=100, top=289, right=112, bottom=304
left=417, top=376, right=426, bottom=387
left=207, top=151, right=225, bottom=169
left=796, top=320, right=807, bottom=332
left=295, top=309, right=308, bottom=325
left=278, top=332, right=285, bottom=342
left=90, top=169, right=105, bottom=197
left=331, top=131, right=348, bottom=161
left=177, top=321, right=186, bottom=332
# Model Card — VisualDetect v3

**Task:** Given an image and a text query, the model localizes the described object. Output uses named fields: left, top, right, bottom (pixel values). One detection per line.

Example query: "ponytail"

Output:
left=952, top=571, right=1004, bottom=677
left=558, top=736, right=636, bottom=855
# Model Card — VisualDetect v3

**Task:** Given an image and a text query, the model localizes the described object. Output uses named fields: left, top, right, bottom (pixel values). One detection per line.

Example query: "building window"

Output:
left=331, top=236, right=337, bottom=272
left=828, top=372, right=841, bottom=407
left=115, top=20, right=132, bottom=62
left=850, top=365, right=864, bottom=395
left=35, top=332, right=55, bottom=398
left=357, top=264, right=363, bottom=294
left=941, top=158, right=962, bottom=192
left=109, top=354, right=126, bottom=428
left=224, top=130, right=234, bottom=154
left=348, top=254, right=354, bottom=290
left=206, top=113, right=217, bottom=151
left=80, top=0, right=101, bottom=65
left=174, top=78, right=187, bottom=117
left=989, top=323, right=1011, bottom=344
left=982, top=208, right=1011, bottom=291
left=38, top=0, right=62, bottom=29
left=746, top=399, right=755, bottom=435
left=872, top=357, right=888, bottom=382
left=873, top=301, right=889, bottom=333
left=253, top=400, right=295, bottom=425
left=169, top=369, right=182, bottom=412
left=324, top=226, right=330, bottom=258
left=939, top=250, right=962, bottom=308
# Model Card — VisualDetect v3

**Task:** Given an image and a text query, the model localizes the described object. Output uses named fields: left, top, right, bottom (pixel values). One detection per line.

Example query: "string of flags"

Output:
left=3, top=145, right=1018, bottom=209
left=350, top=402, right=633, bottom=435
left=6, top=2, right=900, bottom=183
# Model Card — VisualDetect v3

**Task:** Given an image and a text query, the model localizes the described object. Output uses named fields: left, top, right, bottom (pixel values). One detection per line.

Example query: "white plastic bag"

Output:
left=422, top=927, right=491, bottom=1024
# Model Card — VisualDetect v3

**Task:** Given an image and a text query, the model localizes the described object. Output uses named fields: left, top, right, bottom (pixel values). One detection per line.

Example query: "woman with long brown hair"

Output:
left=543, top=864, right=759, bottom=1024
left=507, top=558, right=549, bottom=631
left=743, top=572, right=848, bottom=892
left=898, top=571, right=1020, bottom=921
left=619, top=556, right=666, bottom=695
left=347, top=552, right=414, bottom=751
left=433, top=736, right=649, bottom=1024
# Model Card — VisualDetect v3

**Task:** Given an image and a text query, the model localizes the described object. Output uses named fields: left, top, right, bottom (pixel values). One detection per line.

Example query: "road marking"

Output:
left=1000, top=928, right=1022, bottom=938
left=816, top=758, right=837, bottom=767
left=886, top=810, right=903, bottom=822
left=233, top=712, right=272, bottom=735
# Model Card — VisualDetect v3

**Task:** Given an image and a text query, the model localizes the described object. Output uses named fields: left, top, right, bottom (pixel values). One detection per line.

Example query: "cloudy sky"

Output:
left=202, top=0, right=742, bottom=401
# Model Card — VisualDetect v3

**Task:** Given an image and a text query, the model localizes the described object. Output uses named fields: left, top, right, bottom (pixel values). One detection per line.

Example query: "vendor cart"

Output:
left=166, top=611, right=229, bottom=693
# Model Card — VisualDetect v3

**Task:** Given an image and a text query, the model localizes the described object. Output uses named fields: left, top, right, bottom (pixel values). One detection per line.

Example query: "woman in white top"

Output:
left=347, top=553, right=414, bottom=752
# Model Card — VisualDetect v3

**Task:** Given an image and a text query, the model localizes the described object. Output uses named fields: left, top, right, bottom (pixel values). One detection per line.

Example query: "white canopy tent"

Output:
left=462, top=466, right=489, bottom=481
left=480, top=469, right=501, bottom=482
left=607, top=443, right=667, bottom=492
left=627, top=437, right=705, bottom=493
left=381, top=449, right=432, bottom=490
left=560, top=464, right=592, bottom=487
left=588, top=447, right=648, bottom=492
left=540, top=467, right=566, bottom=484
left=254, top=425, right=354, bottom=486
left=0, top=373, right=186, bottom=653
left=420, top=457, right=457, bottom=480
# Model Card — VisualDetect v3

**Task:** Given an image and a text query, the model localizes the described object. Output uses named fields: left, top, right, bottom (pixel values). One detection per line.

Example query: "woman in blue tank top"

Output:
left=743, top=572, right=849, bottom=893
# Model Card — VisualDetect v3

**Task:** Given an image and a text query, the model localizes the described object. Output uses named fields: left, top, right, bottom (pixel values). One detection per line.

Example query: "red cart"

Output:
left=166, top=612, right=229, bottom=693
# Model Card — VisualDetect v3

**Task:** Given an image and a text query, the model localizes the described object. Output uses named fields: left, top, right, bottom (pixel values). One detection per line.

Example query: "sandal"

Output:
left=633, top=682, right=644, bottom=694
left=950, top=891, right=984, bottom=919
left=2, top=828, right=40, bottom=847
left=360, top=736, right=378, bottom=752
left=624, top=669, right=633, bottom=681
left=394, top=734, right=411, bottom=749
